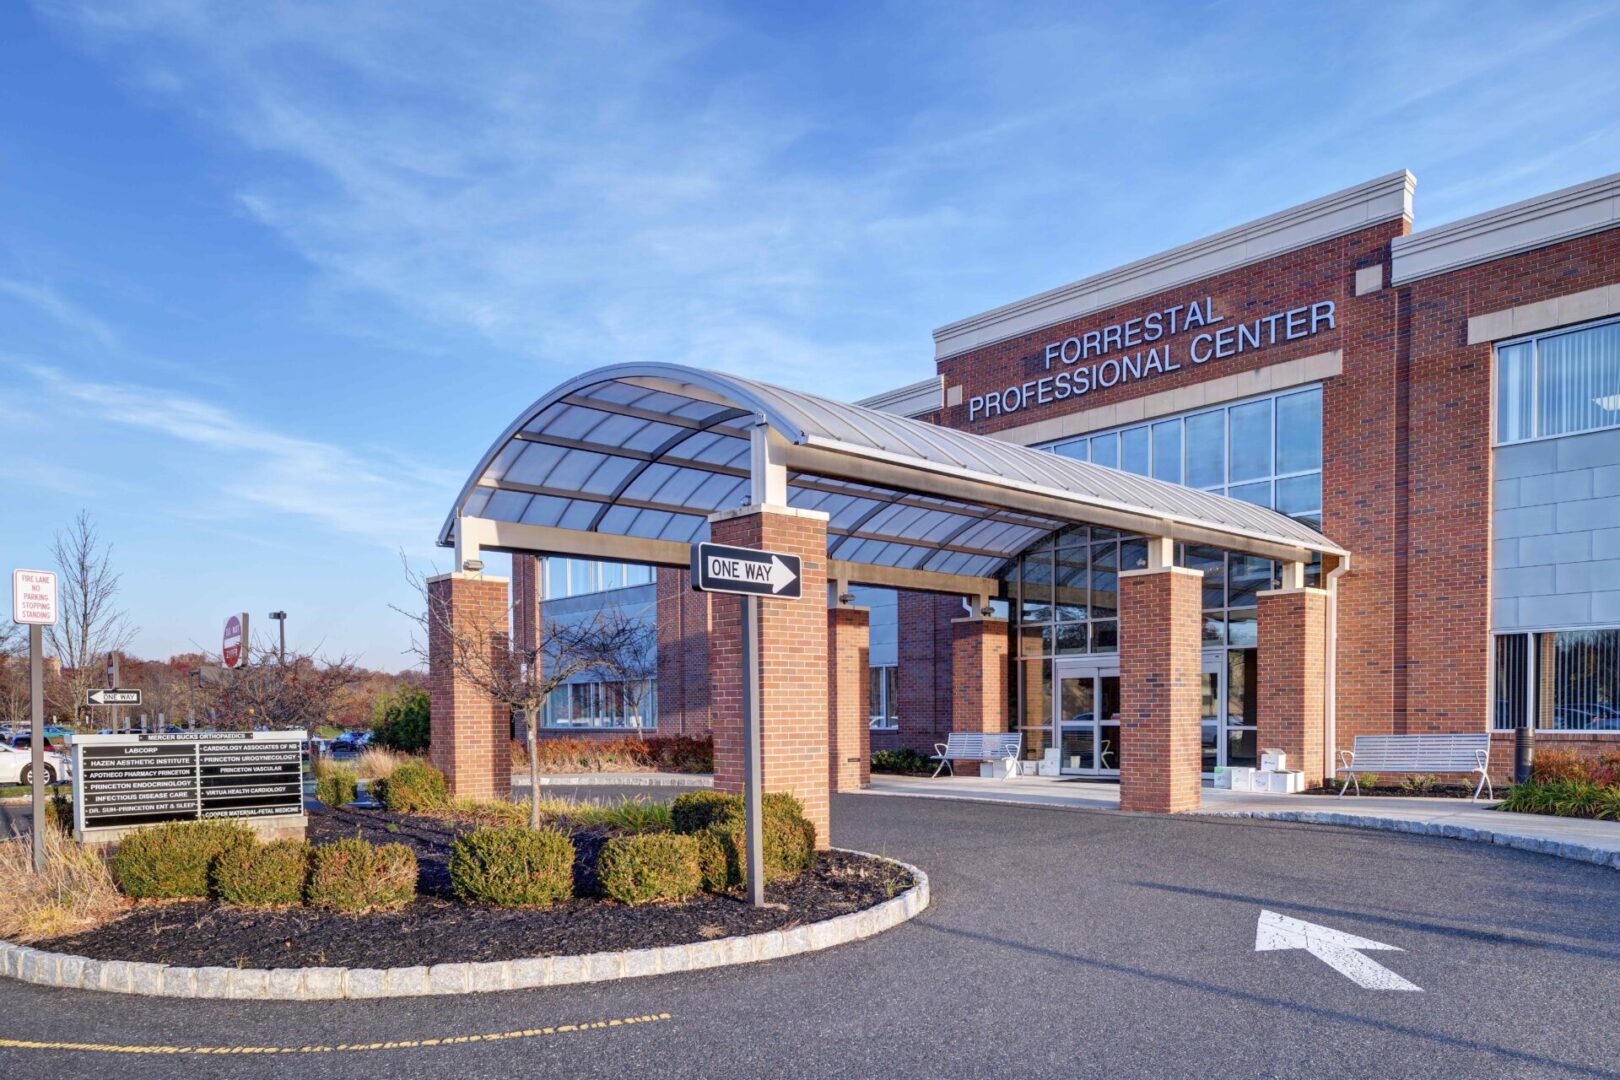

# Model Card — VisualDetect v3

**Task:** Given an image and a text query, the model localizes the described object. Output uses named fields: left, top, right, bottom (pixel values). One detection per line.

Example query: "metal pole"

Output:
left=29, top=624, right=45, bottom=874
left=739, top=594, right=765, bottom=907
left=279, top=619, right=286, bottom=666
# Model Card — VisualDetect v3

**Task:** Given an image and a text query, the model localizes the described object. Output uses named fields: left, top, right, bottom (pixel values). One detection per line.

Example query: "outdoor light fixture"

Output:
left=980, top=605, right=995, bottom=617
left=838, top=592, right=855, bottom=605
left=463, top=559, right=485, bottom=572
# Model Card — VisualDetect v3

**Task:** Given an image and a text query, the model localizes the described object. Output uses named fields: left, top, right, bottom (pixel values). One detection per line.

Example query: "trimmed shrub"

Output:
left=597, top=833, right=701, bottom=905
left=375, top=759, right=447, bottom=813
left=449, top=826, right=574, bottom=907
left=212, top=839, right=310, bottom=906
left=871, top=747, right=934, bottom=775
left=307, top=838, right=418, bottom=912
left=690, top=798, right=817, bottom=892
left=510, top=734, right=714, bottom=775
left=314, top=767, right=359, bottom=807
left=671, top=790, right=743, bottom=834
left=109, top=821, right=255, bottom=900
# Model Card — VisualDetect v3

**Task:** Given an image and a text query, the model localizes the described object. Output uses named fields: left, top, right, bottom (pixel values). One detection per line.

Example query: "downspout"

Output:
left=1324, top=554, right=1350, bottom=786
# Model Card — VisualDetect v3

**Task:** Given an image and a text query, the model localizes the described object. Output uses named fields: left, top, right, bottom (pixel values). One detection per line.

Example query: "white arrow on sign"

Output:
left=766, top=556, right=798, bottom=594
left=1255, top=910, right=1422, bottom=991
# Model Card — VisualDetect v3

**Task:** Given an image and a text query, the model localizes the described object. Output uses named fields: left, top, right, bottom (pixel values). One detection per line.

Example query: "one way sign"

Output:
left=86, top=688, right=142, bottom=707
left=691, top=542, right=802, bottom=599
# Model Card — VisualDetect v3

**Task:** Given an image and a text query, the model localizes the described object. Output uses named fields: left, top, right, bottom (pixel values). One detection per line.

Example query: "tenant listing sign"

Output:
left=71, top=731, right=307, bottom=838
left=11, top=569, right=57, bottom=625
left=689, top=542, right=802, bottom=599
left=222, top=612, right=248, bottom=669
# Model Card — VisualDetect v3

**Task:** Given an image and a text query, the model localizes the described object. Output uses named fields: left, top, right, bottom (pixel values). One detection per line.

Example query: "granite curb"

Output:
left=0, top=849, right=926, bottom=1000
left=1195, top=809, right=1620, bottom=870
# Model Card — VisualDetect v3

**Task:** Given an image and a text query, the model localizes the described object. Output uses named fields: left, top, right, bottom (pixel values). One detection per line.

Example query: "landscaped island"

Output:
left=7, top=759, right=910, bottom=972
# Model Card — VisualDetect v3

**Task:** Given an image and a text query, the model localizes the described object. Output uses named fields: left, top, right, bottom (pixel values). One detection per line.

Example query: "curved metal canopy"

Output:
left=441, top=364, right=1345, bottom=587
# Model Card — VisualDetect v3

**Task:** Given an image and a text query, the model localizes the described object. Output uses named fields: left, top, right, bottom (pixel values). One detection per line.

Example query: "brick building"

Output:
left=432, top=169, right=1620, bottom=819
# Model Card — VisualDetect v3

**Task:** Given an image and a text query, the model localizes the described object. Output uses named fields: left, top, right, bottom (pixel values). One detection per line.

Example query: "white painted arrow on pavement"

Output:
left=1255, top=910, right=1422, bottom=991
left=767, top=556, right=798, bottom=594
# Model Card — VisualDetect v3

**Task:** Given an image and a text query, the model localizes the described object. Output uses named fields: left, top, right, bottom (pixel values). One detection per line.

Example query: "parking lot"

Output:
left=1, top=791, right=1618, bottom=1079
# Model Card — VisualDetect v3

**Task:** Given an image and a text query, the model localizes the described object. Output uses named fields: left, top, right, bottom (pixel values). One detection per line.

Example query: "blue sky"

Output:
left=3, top=1, right=1620, bottom=669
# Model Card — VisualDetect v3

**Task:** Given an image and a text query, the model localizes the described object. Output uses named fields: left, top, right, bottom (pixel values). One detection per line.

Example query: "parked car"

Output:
left=9, top=731, right=71, bottom=754
left=0, top=743, right=72, bottom=785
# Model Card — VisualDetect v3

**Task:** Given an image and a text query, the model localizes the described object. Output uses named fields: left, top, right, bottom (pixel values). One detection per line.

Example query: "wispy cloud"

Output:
left=0, top=279, right=121, bottom=352
left=17, top=361, right=456, bottom=554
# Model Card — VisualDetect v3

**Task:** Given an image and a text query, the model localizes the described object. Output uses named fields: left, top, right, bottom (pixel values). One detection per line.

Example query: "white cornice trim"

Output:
left=932, top=171, right=1414, bottom=361
left=854, top=376, right=944, bottom=418
left=1392, top=171, right=1620, bottom=285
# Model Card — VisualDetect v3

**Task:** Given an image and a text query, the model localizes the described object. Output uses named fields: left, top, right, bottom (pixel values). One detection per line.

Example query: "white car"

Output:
left=0, top=744, right=71, bottom=786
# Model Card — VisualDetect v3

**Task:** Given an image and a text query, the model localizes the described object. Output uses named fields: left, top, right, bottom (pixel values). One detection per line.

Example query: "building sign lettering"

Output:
left=967, top=296, right=1335, bottom=422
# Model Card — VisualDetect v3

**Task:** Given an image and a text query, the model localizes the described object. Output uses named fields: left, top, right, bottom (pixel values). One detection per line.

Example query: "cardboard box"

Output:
left=1224, top=767, right=1257, bottom=792
left=1254, top=770, right=1304, bottom=794
left=1260, top=750, right=1287, bottom=772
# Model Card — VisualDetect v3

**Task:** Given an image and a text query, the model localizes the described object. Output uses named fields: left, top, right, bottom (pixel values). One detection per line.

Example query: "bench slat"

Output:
left=1344, top=734, right=1489, bottom=773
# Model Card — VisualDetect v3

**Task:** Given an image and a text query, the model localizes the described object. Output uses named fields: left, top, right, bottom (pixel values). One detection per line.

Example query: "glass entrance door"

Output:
left=1056, top=660, right=1121, bottom=776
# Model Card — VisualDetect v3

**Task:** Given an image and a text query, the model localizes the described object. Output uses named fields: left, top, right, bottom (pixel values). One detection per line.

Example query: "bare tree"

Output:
left=400, top=565, right=640, bottom=828
left=203, top=642, right=363, bottom=732
left=605, top=619, right=658, bottom=739
left=0, top=623, right=25, bottom=727
left=45, top=512, right=137, bottom=715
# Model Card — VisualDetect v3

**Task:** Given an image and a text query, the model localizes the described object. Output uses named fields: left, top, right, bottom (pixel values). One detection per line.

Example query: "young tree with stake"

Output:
left=401, top=564, right=639, bottom=828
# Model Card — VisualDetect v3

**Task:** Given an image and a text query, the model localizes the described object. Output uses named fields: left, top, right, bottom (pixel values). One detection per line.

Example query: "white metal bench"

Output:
left=1336, top=733, right=1493, bottom=801
left=932, top=732, right=1023, bottom=779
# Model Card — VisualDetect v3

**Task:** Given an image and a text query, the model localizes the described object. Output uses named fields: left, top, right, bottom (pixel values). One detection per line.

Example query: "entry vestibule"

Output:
left=433, top=363, right=1346, bottom=825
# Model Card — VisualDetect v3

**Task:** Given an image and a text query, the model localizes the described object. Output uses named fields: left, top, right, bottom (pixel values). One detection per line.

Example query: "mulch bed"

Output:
left=35, top=805, right=913, bottom=970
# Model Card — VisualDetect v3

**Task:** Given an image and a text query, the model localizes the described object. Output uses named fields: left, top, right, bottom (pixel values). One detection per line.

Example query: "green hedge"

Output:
left=372, top=684, right=431, bottom=753
left=375, top=760, right=447, bottom=813
left=597, top=832, right=701, bottom=905
left=212, top=839, right=310, bottom=906
left=307, top=838, right=418, bottom=912
left=314, top=768, right=358, bottom=807
left=110, top=821, right=255, bottom=900
left=449, top=826, right=575, bottom=907
left=1499, top=778, right=1620, bottom=820
left=679, top=792, right=816, bottom=892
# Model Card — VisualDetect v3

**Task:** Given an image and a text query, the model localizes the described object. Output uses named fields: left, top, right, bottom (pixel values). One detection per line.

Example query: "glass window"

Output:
left=1229, top=399, right=1273, bottom=482
left=1497, top=319, right=1620, bottom=443
left=1020, top=549, right=1053, bottom=624
left=1276, top=389, right=1322, bottom=474
left=1054, top=547, right=1088, bottom=622
left=1496, top=342, right=1535, bottom=444
left=1090, top=432, right=1119, bottom=470
left=567, top=560, right=593, bottom=596
left=1054, top=438, right=1088, bottom=461
left=1229, top=480, right=1271, bottom=507
left=1276, top=473, right=1321, bottom=517
left=1089, top=541, right=1118, bottom=619
left=869, top=666, right=899, bottom=729
left=599, top=562, right=625, bottom=590
left=1121, top=427, right=1150, bottom=475
left=1542, top=628, right=1620, bottom=732
left=1151, top=419, right=1182, bottom=483
left=1184, top=411, right=1225, bottom=489
left=1493, top=633, right=1529, bottom=730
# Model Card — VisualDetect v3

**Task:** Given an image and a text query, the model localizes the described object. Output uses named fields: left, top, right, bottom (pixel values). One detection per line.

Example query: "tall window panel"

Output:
left=1496, top=317, right=1620, bottom=444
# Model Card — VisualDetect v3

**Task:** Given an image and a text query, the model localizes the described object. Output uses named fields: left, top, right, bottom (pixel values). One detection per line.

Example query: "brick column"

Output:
left=708, top=506, right=831, bottom=845
left=1257, top=587, right=1329, bottom=786
left=427, top=572, right=512, bottom=802
left=894, top=592, right=957, bottom=757
left=657, top=567, right=712, bottom=736
left=950, top=616, right=1009, bottom=772
left=828, top=606, right=870, bottom=792
left=1119, top=566, right=1203, bottom=813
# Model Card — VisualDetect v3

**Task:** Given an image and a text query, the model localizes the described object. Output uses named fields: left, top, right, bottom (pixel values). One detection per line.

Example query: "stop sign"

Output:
left=223, top=612, right=248, bottom=669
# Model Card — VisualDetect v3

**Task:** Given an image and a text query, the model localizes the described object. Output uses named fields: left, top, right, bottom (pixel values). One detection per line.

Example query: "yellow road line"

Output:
left=0, top=1012, right=672, bottom=1055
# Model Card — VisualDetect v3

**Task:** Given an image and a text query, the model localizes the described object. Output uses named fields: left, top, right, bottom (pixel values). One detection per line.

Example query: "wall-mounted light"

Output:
left=463, top=559, right=485, bottom=573
left=838, top=592, right=856, bottom=605
left=980, top=605, right=995, bottom=618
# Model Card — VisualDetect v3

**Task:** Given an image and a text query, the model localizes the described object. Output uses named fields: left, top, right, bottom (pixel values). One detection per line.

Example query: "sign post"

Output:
left=690, top=542, right=802, bottom=908
left=13, top=569, right=58, bottom=875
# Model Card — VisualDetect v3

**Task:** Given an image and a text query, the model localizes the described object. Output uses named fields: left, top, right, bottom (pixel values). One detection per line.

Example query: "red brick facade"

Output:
left=655, top=567, right=713, bottom=738
left=707, top=508, right=832, bottom=845
left=1118, top=568, right=1203, bottom=812
left=426, top=573, right=512, bottom=802
left=1257, top=587, right=1328, bottom=785
left=828, top=607, right=871, bottom=792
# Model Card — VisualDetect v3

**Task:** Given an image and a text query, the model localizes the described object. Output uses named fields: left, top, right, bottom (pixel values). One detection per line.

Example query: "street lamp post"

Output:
left=268, top=611, right=288, bottom=666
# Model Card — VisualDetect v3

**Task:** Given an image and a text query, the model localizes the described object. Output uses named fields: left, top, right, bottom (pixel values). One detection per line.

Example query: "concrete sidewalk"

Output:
left=861, top=772, right=1620, bottom=869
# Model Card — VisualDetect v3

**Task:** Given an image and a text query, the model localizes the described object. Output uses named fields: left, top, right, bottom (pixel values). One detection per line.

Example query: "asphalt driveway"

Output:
left=2, top=792, right=1617, bottom=1078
